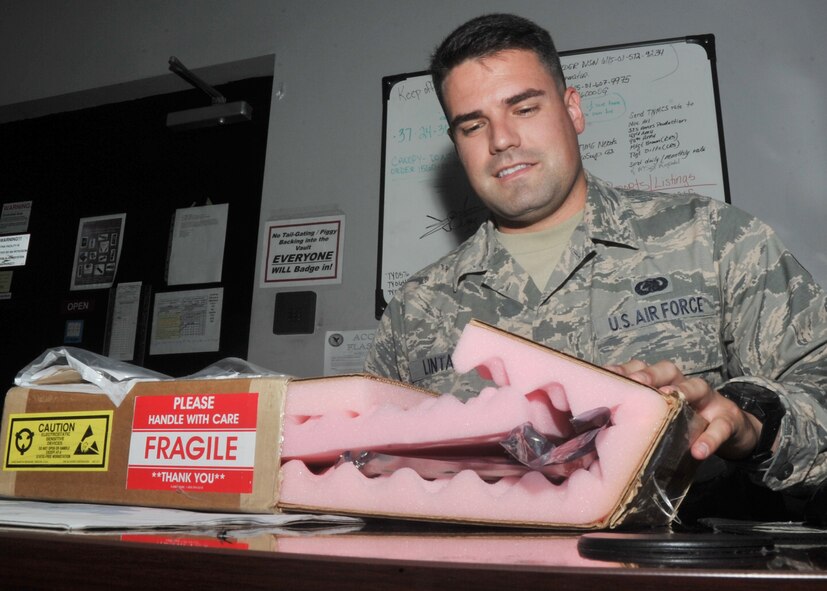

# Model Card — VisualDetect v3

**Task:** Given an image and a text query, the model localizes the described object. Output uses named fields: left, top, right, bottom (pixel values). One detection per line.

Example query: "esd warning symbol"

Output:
left=3, top=410, right=112, bottom=471
left=74, top=425, right=100, bottom=456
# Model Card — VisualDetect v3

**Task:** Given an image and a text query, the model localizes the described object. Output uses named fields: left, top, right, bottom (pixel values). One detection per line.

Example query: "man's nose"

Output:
left=489, top=118, right=520, bottom=153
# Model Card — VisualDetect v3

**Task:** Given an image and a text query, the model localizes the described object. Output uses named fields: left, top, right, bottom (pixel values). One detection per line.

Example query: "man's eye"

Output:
left=460, top=122, right=485, bottom=136
left=515, top=105, right=538, bottom=116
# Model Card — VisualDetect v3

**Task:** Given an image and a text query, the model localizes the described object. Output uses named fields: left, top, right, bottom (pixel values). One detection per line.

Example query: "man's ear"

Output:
left=564, top=87, right=586, bottom=135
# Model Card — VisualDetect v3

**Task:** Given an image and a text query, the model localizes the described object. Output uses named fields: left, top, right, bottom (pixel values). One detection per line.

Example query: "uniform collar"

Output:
left=582, top=171, right=642, bottom=250
left=449, top=171, right=641, bottom=292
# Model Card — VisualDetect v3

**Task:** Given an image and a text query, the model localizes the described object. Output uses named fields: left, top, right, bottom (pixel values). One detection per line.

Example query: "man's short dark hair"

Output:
left=429, top=13, right=567, bottom=111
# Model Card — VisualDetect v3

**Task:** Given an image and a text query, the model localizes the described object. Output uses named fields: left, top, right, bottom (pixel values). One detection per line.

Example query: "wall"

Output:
left=1, top=0, right=825, bottom=378
left=0, top=76, right=271, bottom=390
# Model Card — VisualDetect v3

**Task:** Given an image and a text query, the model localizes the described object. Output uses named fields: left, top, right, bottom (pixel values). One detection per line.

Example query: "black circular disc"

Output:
left=578, top=532, right=775, bottom=566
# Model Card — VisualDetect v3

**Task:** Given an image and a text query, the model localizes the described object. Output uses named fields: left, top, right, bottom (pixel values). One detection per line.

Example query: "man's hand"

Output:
left=605, top=359, right=762, bottom=461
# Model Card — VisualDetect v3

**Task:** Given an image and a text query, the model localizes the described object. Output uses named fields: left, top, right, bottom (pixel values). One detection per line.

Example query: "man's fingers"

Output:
left=627, top=360, right=684, bottom=388
left=605, top=359, right=647, bottom=377
left=691, top=416, right=733, bottom=460
left=663, top=376, right=710, bottom=404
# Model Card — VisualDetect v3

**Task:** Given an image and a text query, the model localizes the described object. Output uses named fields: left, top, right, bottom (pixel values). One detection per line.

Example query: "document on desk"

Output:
left=0, top=500, right=363, bottom=533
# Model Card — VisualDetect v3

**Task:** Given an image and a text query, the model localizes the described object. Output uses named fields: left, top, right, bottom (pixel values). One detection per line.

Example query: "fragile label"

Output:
left=127, top=392, right=258, bottom=494
left=3, top=411, right=113, bottom=471
left=120, top=533, right=249, bottom=550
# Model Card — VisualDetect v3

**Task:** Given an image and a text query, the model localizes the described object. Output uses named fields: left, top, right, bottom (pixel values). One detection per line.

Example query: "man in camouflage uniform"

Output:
left=364, top=13, right=827, bottom=505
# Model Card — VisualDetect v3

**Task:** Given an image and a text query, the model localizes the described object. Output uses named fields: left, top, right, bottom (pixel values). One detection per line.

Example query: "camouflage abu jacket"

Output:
left=364, top=174, right=827, bottom=493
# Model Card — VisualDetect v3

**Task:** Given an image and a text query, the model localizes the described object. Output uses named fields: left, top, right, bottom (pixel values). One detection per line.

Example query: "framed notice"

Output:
left=71, top=213, right=126, bottom=291
left=261, top=214, right=345, bottom=287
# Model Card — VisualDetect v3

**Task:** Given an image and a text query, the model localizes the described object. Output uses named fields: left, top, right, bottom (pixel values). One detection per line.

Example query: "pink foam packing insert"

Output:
left=276, top=534, right=613, bottom=568
left=279, top=323, right=669, bottom=526
left=282, top=374, right=575, bottom=463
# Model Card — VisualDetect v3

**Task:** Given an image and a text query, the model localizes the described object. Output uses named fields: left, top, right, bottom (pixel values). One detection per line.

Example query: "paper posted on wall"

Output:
left=71, top=214, right=126, bottom=291
left=150, top=287, right=223, bottom=355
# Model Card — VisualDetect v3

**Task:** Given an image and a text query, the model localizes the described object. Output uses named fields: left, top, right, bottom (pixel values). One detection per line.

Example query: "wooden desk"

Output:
left=1, top=524, right=826, bottom=590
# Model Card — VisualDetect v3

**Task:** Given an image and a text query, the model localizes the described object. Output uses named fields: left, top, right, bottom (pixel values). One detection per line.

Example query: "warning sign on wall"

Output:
left=3, top=411, right=112, bottom=470
left=127, top=392, right=259, bottom=494
left=261, top=214, right=345, bottom=287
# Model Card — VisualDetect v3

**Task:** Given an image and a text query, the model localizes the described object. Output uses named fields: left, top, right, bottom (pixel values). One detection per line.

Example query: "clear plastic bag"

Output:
left=182, top=357, right=286, bottom=380
left=14, top=348, right=286, bottom=407
left=500, top=407, right=611, bottom=470
left=15, top=347, right=169, bottom=406
left=337, top=407, right=613, bottom=485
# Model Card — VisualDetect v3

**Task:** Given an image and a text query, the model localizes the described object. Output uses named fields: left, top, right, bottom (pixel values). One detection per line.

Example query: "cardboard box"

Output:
left=1, top=322, right=705, bottom=527
left=0, top=377, right=288, bottom=512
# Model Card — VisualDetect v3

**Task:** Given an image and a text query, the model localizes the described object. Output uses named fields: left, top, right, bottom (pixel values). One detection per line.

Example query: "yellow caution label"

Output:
left=3, top=411, right=113, bottom=471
